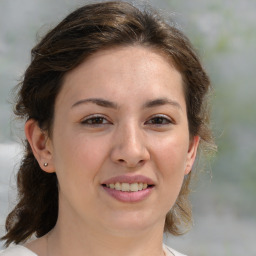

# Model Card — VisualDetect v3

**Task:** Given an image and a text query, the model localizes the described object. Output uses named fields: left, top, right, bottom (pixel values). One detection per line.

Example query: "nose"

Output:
left=110, top=122, right=150, bottom=168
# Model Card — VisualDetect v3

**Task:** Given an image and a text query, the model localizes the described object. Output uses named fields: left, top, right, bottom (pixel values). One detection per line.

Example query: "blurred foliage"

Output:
left=165, top=0, right=256, bottom=217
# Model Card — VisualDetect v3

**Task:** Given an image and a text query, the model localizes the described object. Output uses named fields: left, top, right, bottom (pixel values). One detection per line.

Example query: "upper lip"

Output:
left=102, top=175, right=155, bottom=185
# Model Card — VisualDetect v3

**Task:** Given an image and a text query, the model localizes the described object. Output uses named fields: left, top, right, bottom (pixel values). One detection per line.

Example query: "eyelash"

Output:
left=145, top=115, right=173, bottom=126
left=80, top=115, right=112, bottom=126
left=80, top=114, right=173, bottom=127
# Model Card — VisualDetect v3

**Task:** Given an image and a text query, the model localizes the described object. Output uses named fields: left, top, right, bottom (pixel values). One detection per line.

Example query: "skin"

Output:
left=25, top=46, right=199, bottom=256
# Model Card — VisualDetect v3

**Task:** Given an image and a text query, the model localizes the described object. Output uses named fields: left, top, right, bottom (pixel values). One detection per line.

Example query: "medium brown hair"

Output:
left=2, top=1, right=215, bottom=246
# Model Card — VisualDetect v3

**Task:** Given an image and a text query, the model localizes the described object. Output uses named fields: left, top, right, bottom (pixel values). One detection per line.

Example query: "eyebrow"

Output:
left=71, top=97, right=182, bottom=110
left=71, top=98, right=118, bottom=109
left=143, top=97, right=182, bottom=110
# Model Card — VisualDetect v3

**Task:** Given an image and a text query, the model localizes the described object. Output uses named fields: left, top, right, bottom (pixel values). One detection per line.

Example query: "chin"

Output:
left=102, top=210, right=163, bottom=235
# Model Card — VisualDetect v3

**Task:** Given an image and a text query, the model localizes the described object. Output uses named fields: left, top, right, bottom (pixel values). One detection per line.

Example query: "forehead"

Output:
left=56, top=46, right=184, bottom=109
left=66, top=45, right=176, bottom=78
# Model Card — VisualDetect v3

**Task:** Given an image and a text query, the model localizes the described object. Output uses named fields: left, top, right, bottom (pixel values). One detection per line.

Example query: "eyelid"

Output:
left=80, top=114, right=112, bottom=125
left=145, top=114, right=174, bottom=125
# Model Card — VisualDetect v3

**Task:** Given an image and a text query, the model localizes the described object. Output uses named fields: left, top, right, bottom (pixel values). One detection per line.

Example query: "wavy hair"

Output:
left=1, top=1, right=215, bottom=246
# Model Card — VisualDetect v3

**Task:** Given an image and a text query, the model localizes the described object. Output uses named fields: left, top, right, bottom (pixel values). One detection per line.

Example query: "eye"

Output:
left=81, top=115, right=112, bottom=126
left=145, top=115, right=173, bottom=126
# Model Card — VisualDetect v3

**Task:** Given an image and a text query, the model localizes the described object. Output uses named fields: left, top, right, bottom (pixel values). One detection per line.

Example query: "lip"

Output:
left=102, top=186, right=154, bottom=203
left=101, top=175, right=154, bottom=185
left=101, top=175, right=155, bottom=203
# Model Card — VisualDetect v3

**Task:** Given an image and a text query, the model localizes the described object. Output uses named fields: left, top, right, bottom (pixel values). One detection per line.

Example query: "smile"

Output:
left=101, top=175, right=155, bottom=202
left=104, top=182, right=149, bottom=192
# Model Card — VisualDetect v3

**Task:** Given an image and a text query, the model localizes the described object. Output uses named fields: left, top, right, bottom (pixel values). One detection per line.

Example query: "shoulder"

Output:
left=163, top=244, right=187, bottom=256
left=0, top=245, right=38, bottom=256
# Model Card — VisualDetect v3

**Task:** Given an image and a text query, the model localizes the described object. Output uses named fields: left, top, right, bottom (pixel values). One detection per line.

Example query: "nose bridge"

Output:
left=124, top=121, right=142, bottom=150
left=110, top=119, right=149, bottom=167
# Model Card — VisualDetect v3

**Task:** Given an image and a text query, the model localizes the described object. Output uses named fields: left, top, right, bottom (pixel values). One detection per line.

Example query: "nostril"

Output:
left=116, top=158, right=146, bottom=168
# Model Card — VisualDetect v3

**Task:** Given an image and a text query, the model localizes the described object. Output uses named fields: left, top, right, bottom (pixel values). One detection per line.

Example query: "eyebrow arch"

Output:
left=71, top=98, right=118, bottom=109
left=71, top=97, right=181, bottom=111
left=143, top=97, right=182, bottom=110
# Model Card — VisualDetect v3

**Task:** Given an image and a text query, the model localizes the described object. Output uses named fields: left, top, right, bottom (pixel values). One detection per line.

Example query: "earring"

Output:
left=44, top=163, right=48, bottom=167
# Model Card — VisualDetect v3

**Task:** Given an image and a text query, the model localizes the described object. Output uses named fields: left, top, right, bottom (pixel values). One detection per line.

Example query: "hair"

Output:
left=1, top=1, right=215, bottom=246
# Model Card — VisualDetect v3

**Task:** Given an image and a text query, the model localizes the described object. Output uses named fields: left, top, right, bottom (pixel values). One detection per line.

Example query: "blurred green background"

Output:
left=0, top=0, right=256, bottom=255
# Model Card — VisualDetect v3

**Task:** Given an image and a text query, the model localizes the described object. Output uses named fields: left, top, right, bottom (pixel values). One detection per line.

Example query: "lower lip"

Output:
left=102, top=186, right=154, bottom=203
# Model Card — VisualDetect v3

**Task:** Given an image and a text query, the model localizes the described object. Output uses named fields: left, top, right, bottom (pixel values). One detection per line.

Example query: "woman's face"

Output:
left=48, top=46, right=199, bottom=235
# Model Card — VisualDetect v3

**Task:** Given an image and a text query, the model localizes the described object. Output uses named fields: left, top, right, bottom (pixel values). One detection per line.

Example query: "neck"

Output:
left=48, top=215, right=165, bottom=256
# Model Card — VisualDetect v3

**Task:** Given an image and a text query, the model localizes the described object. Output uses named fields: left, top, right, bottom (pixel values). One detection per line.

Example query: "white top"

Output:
left=164, top=245, right=186, bottom=256
left=0, top=244, right=186, bottom=256
left=0, top=245, right=37, bottom=256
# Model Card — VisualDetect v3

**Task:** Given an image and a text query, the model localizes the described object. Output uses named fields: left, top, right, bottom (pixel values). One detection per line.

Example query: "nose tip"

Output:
left=110, top=127, right=150, bottom=168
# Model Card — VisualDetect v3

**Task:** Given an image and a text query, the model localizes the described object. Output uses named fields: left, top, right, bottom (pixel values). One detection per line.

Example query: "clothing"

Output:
left=0, top=244, right=186, bottom=256
left=163, top=244, right=187, bottom=256
left=0, top=245, right=37, bottom=256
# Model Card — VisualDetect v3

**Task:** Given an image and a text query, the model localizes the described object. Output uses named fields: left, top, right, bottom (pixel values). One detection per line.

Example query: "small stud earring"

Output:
left=44, top=163, right=48, bottom=167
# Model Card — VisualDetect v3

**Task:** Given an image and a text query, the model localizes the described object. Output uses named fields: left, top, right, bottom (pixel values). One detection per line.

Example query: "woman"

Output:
left=0, top=1, right=215, bottom=256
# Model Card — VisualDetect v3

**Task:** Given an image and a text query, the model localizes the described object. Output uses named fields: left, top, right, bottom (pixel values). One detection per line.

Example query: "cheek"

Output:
left=153, top=135, right=189, bottom=173
left=52, top=133, right=108, bottom=183
left=153, top=137, right=189, bottom=208
left=52, top=136, right=103, bottom=207
left=153, top=135, right=189, bottom=192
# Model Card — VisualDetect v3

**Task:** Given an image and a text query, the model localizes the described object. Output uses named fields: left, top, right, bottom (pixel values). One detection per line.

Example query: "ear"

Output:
left=185, top=135, right=200, bottom=175
left=25, top=119, right=55, bottom=173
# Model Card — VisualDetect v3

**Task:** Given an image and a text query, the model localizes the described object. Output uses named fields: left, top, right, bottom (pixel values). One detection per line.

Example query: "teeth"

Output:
left=115, top=182, right=121, bottom=191
left=138, top=182, right=143, bottom=190
left=122, top=183, right=130, bottom=192
left=106, top=182, right=149, bottom=192
left=130, top=183, right=139, bottom=192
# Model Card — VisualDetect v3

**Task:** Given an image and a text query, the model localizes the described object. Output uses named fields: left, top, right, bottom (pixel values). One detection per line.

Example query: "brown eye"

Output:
left=81, top=115, right=111, bottom=126
left=145, top=115, right=173, bottom=125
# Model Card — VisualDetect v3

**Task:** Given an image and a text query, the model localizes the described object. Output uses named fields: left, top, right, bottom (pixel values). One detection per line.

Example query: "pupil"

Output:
left=92, top=117, right=103, bottom=124
left=154, top=117, right=163, bottom=124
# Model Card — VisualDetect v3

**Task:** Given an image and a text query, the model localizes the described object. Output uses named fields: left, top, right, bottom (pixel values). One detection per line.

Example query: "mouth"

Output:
left=101, top=175, right=155, bottom=202
left=102, top=182, right=154, bottom=192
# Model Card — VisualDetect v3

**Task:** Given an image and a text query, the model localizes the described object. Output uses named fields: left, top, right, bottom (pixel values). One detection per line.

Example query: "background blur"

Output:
left=0, top=0, right=255, bottom=255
